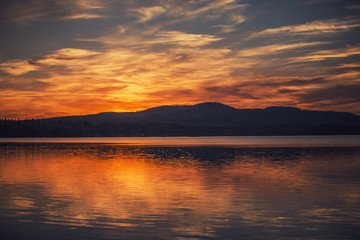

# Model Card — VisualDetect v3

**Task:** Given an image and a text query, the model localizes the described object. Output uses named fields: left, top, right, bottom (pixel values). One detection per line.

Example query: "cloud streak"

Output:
left=133, top=6, right=166, bottom=23
left=251, top=18, right=360, bottom=37
left=0, top=48, right=101, bottom=75
left=237, top=42, right=327, bottom=57
left=0, top=0, right=108, bottom=23
left=292, top=46, right=360, bottom=62
left=297, top=84, right=360, bottom=106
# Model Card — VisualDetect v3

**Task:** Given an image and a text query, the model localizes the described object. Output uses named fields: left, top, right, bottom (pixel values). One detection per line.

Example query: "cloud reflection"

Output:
left=1, top=144, right=360, bottom=239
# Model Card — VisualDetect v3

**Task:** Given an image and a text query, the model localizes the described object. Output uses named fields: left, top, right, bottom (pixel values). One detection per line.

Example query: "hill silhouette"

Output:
left=1, top=102, right=360, bottom=137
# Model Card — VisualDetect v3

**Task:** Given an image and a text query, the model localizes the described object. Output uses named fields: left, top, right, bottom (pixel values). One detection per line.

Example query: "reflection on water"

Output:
left=1, top=141, right=360, bottom=239
left=1, top=135, right=360, bottom=146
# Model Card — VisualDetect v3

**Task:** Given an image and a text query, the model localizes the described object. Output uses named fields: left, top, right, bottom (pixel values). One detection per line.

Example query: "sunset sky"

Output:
left=1, top=0, right=360, bottom=119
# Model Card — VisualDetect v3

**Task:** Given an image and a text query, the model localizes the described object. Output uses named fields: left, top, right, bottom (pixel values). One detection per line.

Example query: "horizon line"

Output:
left=1, top=102, right=358, bottom=121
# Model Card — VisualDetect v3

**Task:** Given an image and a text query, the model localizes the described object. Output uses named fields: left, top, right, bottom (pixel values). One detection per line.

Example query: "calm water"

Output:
left=1, top=136, right=360, bottom=239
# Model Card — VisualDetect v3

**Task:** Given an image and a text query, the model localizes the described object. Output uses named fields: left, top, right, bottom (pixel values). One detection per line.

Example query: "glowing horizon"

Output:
left=1, top=0, right=359, bottom=119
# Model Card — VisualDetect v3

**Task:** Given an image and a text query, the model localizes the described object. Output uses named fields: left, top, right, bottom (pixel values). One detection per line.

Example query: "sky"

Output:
left=0, top=0, right=360, bottom=119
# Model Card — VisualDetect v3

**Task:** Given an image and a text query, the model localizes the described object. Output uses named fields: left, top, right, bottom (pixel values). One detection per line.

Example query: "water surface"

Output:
left=1, top=135, right=360, bottom=146
left=1, top=136, right=360, bottom=239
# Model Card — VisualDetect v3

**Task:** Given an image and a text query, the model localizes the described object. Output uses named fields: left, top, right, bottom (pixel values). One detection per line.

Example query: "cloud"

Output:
left=122, top=0, right=247, bottom=34
left=0, top=48, right=101, bottom=75
left=61, top=13, right=105, bottom=20
left=36, top=48, right=101, bottom=65
left=177, top=0, right=246, bottom=19
left=75, top=0, right=105, bottom=10
left=345, top=3, right=360, bottom=11
left=151, top=31, right=222, bottom=47
left=8, top=0, right=243, bottom=28
left=199, top=76, right=330, bottom=102
left=336, top=62, right=360, bottom=68
left=0, top=79, right=51, bottom=91
left=79, top=29, right=222, bottom=48
left=4, top=39, right=358, bottom=117
left=291, top=46, right=360, bottom=62
left=0, top=0, right=107, bottom=23
left=133, top=6, right=166, bottom=23
left=305, top=0, right=343, bottom=3
left=211, top=14, right=246, bottom=33
left=230, top=14, right=246, bottom=25
left=0, top=60, right=40, bottom=76
left=297, top=84, right=360, bottom=104
left=143, top=89, right=195, bottom=105
left=251, top=18, right=360, bottom=37
left=49, top=48, right=101, bottom=59
left=0, top=44, right=236, bottom=118
left=327, top=70, right=360, bottom=80
left=203, top=85, right=259, bottom=99
left=1, top=0, right=360, bottom=118
left=237, top=42, right=326, bottom=57
left=261, top=77, right=329, bottom=88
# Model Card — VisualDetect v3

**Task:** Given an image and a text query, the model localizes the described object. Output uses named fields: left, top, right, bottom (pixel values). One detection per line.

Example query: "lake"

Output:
left=1, top=136, right=360, bottom=239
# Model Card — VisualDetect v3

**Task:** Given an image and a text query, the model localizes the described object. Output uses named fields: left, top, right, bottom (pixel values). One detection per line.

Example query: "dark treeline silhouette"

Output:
left=1, top=102, right=360, bottom=137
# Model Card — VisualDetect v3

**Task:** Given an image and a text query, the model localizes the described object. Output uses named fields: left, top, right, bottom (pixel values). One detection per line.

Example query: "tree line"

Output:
left=0, top=118, right=358, bottom=137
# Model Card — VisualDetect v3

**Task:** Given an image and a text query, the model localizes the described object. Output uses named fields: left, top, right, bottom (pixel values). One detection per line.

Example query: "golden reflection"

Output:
left=0, top=145, right=359, bottom=237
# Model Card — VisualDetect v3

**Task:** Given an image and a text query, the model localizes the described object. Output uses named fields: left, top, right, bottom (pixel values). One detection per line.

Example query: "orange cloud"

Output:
left=237, top=42, right=327, bottom=57
left=1, top=0, right=360, bottom=119
left=1, top=40, right=360, bottom=119
left=133, top=6, right=166, bottom=23
left=291, top=46, right=360, bottom=62
left=61, top=13, right=106, bottom=20
left=251, top=18, right=360, bottom=37
left=0, top=60, right=40, bottom=75
left=0, top=0, right=108, bottom=23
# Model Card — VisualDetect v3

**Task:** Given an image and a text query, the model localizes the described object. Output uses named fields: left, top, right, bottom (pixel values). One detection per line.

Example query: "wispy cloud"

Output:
left=133, top=6, right=166, bottom=23
left=297, top=84, right=360, bottom=104
left=211, top=14, right=246, bottom=33
left=61, top=13, right=105, bottom=20
left=336, top=62, right=360, bottom=68
left=0, top=0, right=108, bottom=23
left=0, top=79, right=51, bottom=91
left=251, top=18, right=360, bottom=37
left=126, top=0, right=247, bottom=33
left=79, top=29, right=222, bottom=48
left=237, top=42, right=326, bottom=57
left=151, top=31, right=222, bottom=47
left=0, top=44, right=236, bottom=118
left=0, top=60, right=40, bottom=76
left=291, top=46, right=360, bottom=62
left=179, top=0, right=246, bottom=19
left=75, top=0, right=105, bottom=10
left=2, top=39, right=359, bottom=117
left=345, top=3, right=360, bottom=11
left=0, top=48, right=100, bottom=75
left=306, top=0, right=343, bottom=4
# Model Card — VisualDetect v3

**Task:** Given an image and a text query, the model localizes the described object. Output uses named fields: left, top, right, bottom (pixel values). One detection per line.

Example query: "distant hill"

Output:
left=1, top=102, right=360, bottom=137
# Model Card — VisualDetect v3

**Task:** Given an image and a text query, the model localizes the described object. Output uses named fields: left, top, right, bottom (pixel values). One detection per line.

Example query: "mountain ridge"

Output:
left=48, top=102, right=360, bottom=119
left=47, top=102, right=360, bottom=126
left=1, top=102, right=360, bottom=137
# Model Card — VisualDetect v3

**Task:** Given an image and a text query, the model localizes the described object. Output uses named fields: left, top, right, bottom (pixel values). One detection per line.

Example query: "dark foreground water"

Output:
left=1, top=136, right=360, bottom=239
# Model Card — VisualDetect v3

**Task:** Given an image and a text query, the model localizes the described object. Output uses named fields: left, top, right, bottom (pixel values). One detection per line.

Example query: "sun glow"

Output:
left=1, top=0, right=359, bottom=118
